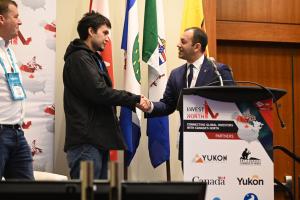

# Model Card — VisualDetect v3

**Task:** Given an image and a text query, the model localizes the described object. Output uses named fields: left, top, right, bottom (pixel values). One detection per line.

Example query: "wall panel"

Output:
left=217, top=0, right=300, bottom=24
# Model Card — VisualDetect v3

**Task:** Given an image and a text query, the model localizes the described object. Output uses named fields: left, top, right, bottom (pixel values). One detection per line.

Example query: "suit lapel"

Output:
left=195, top=57, right=213, bottom=86
left=181, top=63, right=188, bottom=89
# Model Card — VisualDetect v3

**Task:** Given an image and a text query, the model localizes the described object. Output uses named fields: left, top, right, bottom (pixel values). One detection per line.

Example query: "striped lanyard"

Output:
left=0, top=47, right=26, bottom=100
left=0, top=48, right=17, bottom=74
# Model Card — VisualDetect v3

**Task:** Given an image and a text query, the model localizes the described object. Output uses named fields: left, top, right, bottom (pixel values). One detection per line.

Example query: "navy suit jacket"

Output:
left=146, top=56, right=234, bottom=161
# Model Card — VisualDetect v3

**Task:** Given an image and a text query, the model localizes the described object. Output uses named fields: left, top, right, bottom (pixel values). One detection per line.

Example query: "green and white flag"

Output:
left=142, top=0, right=169, bottom=168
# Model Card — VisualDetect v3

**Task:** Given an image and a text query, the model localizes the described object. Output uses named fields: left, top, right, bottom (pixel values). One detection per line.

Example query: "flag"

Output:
left=181, top=0, right=208, bottom=54
left=90, top=0, right=114, bottom=85
left=120, top=0, right=141, bottom=167
left=181, top=0, right=205, bottom=33
left=90, top=0, right=117, bottom=161
left=142, top=0, right=169, bottom=168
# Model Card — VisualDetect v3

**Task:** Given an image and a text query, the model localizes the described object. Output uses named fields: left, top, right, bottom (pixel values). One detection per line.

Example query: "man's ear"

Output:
left=0, top=15, right=5, bottom=25
left=194, top=43, right=201, bottom=52
left=87, top=27, right=95, bottom=37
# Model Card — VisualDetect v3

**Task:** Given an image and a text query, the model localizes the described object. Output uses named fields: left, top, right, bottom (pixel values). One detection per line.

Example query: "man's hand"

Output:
left=136, top=95, right=151, bottom=112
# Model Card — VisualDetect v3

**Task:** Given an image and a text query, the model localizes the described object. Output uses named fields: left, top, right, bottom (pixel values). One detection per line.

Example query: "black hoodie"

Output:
left=63, top=39, right=140, bottom=151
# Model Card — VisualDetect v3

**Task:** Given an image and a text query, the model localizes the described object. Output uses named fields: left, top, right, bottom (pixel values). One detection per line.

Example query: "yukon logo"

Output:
left=193, top=154, right=227, bottom=164
left=237, top=175, right=264, bottom=186
left=192, top=176, right=226, bottom=185
left=240, top=148, right=261, bottom=165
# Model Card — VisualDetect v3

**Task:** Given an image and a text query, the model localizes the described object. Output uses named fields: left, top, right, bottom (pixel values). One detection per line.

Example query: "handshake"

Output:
left=136, top=95, right=151, bottom=112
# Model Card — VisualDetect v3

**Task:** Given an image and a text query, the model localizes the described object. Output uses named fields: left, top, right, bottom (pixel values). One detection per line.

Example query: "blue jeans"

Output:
left=66, top=144, right=108, bottom=179
left=0, top=126, right=34, bottom=180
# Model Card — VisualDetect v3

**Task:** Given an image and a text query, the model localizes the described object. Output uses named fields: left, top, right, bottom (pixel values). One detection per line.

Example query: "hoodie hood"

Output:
left=64, top=39, right=94, bottom=61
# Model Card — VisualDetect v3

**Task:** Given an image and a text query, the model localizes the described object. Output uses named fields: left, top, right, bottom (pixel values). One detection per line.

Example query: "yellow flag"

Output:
left=180, top=0, right=204, bottom=33
left=180, top=0, right=209, bottom=55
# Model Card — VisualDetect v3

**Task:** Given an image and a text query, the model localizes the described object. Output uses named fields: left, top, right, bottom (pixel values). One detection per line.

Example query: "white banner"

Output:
left=183, top=95, right=274, bottom=200
left=12, top=0, right=56, bottom=172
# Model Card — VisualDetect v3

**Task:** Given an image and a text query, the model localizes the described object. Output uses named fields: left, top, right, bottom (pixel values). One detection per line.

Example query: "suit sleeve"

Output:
left=146, top=70, right=179, bottom=118
left=63, top=52, right=140, bottom=108
left=218, top=64, right=235, bottom=85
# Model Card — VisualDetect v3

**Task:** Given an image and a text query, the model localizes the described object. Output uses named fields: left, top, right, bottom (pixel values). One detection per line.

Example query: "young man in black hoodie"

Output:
left=63, top=11, right=147, bottom=179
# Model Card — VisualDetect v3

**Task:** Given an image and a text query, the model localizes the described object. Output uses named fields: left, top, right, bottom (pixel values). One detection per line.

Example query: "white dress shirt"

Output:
left=0, top=37, right=24, bottom=125
left=186, top=54, right=204, bottom=88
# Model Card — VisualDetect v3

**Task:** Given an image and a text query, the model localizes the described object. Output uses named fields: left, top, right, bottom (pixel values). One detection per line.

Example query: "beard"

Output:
left=178, top=51, right=186, bottom=59
left=92, top=41, right=105, bottom=52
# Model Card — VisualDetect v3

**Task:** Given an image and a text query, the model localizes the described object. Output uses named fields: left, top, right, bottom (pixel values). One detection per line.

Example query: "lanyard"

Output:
left=97, top=59, right=104, bottom=71
left=0, top=48, right=17, bottom=74
left=0, top=47, right=26, bottom=101
left=95, top=56, right=106, bottom=72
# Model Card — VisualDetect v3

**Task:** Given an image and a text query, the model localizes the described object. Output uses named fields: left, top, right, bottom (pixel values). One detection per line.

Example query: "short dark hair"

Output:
left=185, top=27, right=208, bottom=52
left=77, top=11, right=111, bottom=40
left=0, top=0, right=17, bottom=15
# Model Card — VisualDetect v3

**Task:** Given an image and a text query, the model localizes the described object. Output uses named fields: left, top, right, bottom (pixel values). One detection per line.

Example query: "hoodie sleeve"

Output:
left=63, top=50, right=140, bottom=108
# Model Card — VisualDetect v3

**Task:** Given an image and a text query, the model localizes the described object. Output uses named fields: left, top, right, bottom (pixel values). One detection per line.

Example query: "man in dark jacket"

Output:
left=63, top=11, right=146, bottom=179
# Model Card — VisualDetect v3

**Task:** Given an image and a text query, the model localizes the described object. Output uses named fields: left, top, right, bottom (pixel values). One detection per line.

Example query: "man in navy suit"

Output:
left=144, top=27, right=234, bottom=163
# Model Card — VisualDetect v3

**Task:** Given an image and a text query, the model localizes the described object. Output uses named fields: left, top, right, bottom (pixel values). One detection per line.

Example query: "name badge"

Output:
left=5, top=72, right=26, bottom=101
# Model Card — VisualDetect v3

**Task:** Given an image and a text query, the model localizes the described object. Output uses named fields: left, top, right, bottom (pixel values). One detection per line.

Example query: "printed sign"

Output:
left=183, top=95, right=274, bottom=199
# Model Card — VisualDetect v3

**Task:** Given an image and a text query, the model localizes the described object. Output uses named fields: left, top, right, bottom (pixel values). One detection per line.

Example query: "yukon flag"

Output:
left=90, top=0, right=117, bottom=161
left=181, top=0, right=208, bottom=54
left=120, top=0, right=141, bottom=167
left=142, top=0, right=169, bottom=168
